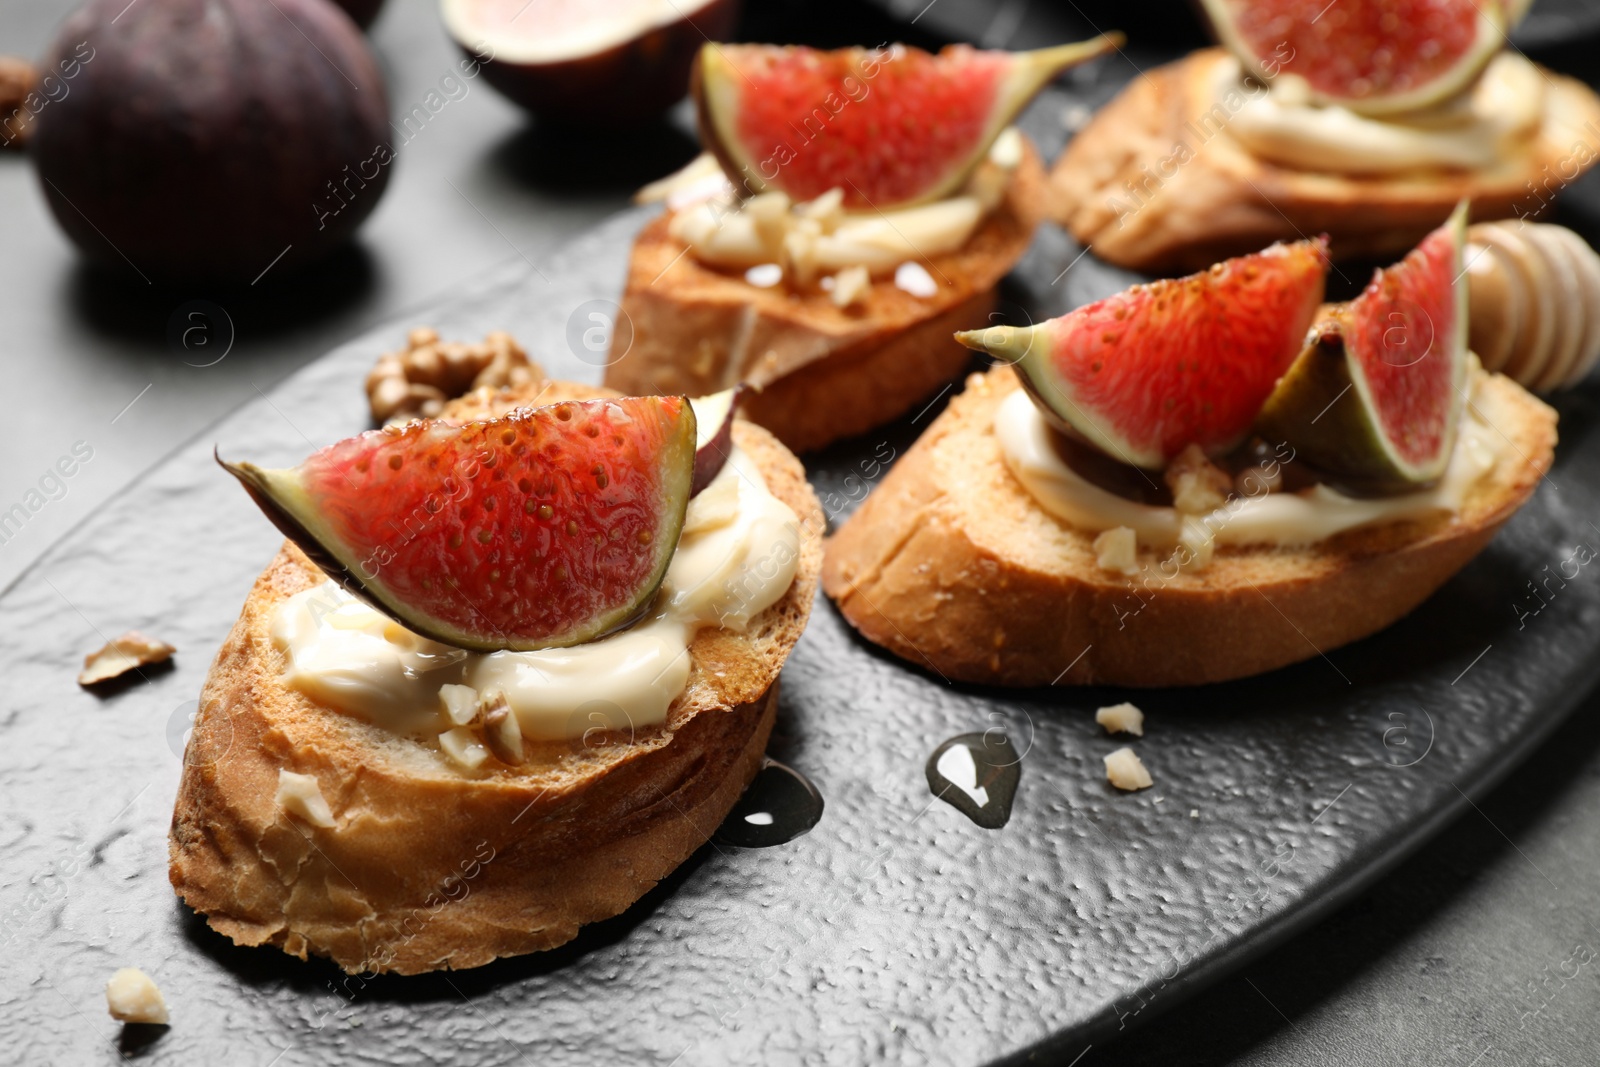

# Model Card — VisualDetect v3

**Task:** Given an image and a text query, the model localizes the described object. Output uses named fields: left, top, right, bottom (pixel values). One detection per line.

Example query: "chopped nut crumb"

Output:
left=439, top=727, right=488, bottom=771
left=828, top=265, right=870, bottom=309
left=1095, top=702, right=1144, bottom=736
left=796, top=187, right=845, bottom=230
left=1104, top=747, right=1153, bottom=791
left=438, top=683, right=477, bottom=727
left=275, top=770, right=336, bottom=829
left=106, top=968, right=169, bottom=1025
left=1164, top=443, right=1231, bottom=515
left=1173, top=514, right=1216, bottom=572
left=77, top=631, right=175, bottom=686
left=1092, top=526, right=1139, bottom=575
left=480, top=690, right=524, bottom=765
left=366, top=328, right=543, bottom=426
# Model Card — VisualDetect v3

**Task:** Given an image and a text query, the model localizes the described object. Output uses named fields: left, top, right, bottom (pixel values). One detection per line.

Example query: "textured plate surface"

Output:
left=4, top=93, right=1600, bottom=1067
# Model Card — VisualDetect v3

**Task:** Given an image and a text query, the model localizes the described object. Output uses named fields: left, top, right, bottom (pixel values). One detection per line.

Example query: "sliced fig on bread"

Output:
left=1257, top=205, right=1469, bottom=494
left=693, top=36, right=1121, bottom=209
left=1199, top=0, right=1506, bottom=115
left=956, top=238, right=1328, bottom=468
left=219, top=395, right=697, bottom=652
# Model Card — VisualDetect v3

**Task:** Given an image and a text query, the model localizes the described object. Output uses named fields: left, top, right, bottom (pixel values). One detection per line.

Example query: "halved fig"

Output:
left=220, top=396, right=697, bottom=652
left=956, top=238, right=1328, bottom=469
left=1256, top=205, right=1469, bottom=494
left=1199, top=0, right=1506, bottom=116
left=441, top=0, right=738, bottom=126
left=693, top=35, right=1121, bottom=209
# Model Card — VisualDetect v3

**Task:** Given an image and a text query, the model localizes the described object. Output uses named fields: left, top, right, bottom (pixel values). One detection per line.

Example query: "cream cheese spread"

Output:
left=1225, top=52, right=1545, bottom=174
left=654, top=128, right=1023, bottom=286
left=270, top=442, right=800, bottom=744
left=994, top=375, right=1504, bottom=549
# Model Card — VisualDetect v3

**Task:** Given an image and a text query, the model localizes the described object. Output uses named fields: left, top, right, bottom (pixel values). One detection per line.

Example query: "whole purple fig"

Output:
left=32, top=0, right=392, bottom=286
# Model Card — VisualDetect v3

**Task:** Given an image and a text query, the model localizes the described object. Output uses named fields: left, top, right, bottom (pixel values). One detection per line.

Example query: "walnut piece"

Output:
left=0, top=57, right=35, bottom=150
left=1164, top=443, right=1231, bottom=515
left=481, top=690, right=524, bottom=766
left=106, top=968, right=169, bottom=1025
left=77, top=631, right=175, bottom=686
left=366, top=327, right=544, bottom=426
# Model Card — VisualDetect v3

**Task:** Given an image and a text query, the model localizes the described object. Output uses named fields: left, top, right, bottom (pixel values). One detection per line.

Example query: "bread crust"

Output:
left=604, top=142, right=1048, bottom=452
left=1049, top=49, right=1600, bottom=273
left=170, top=381, right=824, bottom=975
left=822, top=365, right=1556, bottom=688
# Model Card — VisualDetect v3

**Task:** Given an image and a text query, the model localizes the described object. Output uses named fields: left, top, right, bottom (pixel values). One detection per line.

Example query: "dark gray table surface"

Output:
left=2, top=0, right=1598, bottom=1063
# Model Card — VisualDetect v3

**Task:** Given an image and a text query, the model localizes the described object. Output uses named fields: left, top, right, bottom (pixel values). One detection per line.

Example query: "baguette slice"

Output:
left=170, top=380, right=824, bottom=975
left=822, top=365, right=1555, bottom=688
left=1049, top=49, right=1600, bottom=273
left=604, top=141, right=1048, bottom=453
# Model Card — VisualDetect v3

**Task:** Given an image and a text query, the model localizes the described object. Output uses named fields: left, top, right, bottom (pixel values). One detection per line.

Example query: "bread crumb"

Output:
left=275, top=770, right=336, bottom=829
left=1190, top=809, right=1199, bottom=818
left=1092, top=527, right=1139, bottom=575
left=1104, top=747, right=1153, bottom=791
left=106, top=968, right=169, bottom=1025
left=1165, top=444, right=1231, bottom=515
left=77, top=631, right=175, bottom=686
left=1095, top=701, right=1144, bottom=736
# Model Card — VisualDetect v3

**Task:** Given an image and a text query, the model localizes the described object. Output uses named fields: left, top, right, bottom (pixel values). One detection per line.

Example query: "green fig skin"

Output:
left=956, top=323, right=1084, bottom=439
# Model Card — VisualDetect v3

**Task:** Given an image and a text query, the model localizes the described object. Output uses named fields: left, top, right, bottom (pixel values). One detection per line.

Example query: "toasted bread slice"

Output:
left=170, top=380, right=824, bottom=975
left=604, top=142, right=1048, bottom=453
left=1049, top=49, right=1600, bottom=273
left=822, top=365, right=1555, bottom=688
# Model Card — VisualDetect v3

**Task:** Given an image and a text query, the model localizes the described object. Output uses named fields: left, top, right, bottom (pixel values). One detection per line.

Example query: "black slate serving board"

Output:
left=7, top=79, right=1600, bottom=1066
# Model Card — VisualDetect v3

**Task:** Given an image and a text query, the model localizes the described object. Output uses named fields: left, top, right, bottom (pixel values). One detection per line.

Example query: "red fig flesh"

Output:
left=221, top=396, right=698, bottom=652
